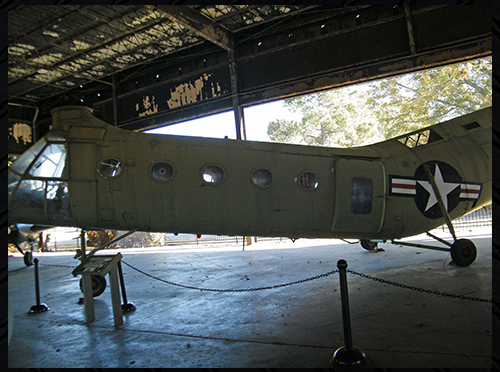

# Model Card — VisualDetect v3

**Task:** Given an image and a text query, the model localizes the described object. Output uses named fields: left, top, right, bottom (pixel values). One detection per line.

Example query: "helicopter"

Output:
left=8, top=105, right=491, bottom=274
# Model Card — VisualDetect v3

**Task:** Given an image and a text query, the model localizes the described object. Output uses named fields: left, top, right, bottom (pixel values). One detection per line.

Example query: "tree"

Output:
left=86, top=230, right=118, bottom=247
left=365, top=57, right=492, bottom=139
left=114, top=231, right=165, bottom=248
left=267, top=57, right=491, bottom=146
left=268, top=88, right=381, bottom=147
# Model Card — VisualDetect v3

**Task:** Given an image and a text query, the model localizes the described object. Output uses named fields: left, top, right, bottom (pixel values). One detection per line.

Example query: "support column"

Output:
left=112, top=74, right=118, bottom=127
left=228, top=48, right=246, bottom=140
left=404, top=6, right=417, bottom=55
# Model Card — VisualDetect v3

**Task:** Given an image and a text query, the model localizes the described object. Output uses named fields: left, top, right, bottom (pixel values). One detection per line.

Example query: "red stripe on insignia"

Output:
left=393, top=183, right=415, bottom=190
left=391, top=178, right=416, bottom=195
left=460, top=184, right=481, bottom=199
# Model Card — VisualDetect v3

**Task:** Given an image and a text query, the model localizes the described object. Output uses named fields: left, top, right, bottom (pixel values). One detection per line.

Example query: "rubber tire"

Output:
left=80, top=275, right=107, bottom=297
left=360, top=239, right=378, bottom=250
left=23, top=251, right=33, bottom=266
left=450, top=239, right=477, bottom=266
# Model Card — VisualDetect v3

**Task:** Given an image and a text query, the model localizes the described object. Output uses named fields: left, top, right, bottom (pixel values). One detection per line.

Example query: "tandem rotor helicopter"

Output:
left=8, top=105, right=491, bottom=277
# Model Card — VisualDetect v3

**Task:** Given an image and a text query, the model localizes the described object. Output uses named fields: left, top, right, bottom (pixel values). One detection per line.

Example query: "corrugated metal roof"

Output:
left=8, top=5, right=316, bottom=104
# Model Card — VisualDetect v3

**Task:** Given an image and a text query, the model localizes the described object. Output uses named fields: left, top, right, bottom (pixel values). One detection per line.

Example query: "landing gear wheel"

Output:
left=79, top=275, right=107, bottom=297
left=23, top=251, right=33, bottom=266
left=360, top=239, right=378, bottom=251
left=450, top=239, right=477, bottom=266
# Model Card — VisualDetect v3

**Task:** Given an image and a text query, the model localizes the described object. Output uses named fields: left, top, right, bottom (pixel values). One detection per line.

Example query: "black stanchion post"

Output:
left=29, top=258, right=49, bottom=314
left=117, top=261, right=136, bottom=312
left=330, top=259, right=368, bottom=367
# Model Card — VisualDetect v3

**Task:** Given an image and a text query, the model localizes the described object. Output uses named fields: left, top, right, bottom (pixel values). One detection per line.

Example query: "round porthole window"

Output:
left=151, top=162, right=175, bottom=182
left=202, top=165, right=225, bottom=184
left=98, top=158, right=122, bottom=179
left=298, top=171, right=320, bottom=190
left=251, top=168, right=273, bottom=188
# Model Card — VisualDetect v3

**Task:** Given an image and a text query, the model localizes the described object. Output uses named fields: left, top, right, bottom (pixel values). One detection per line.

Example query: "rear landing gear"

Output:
left=450, top=239, right=477, bottom=267
left=389, top=164, right=478, bottom=267
left=392, top=232, right=478, bottom=267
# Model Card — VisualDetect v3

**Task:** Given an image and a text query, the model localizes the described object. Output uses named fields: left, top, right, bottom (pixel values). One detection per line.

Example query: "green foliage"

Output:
left=86, top=230, right=118, bottom=247
left=365, top=57, right=492, bottom=139
left=85, top=231, right=165, bottom=249
left=268, top=89, right=380, bottom=147
left=267, top=57, right=491, bottom=147
left=117, top=231, right=165, bottom=248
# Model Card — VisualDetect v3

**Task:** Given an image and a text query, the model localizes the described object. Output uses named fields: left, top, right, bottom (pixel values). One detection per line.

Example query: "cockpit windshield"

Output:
left=9, top=135, right=72, bottom=222
left=10, top=137, right=48, bottom=176
left=28, top=143, right=67, bottom=178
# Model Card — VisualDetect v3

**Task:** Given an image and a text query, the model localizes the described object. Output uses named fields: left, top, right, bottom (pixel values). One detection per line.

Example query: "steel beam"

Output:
left=155, top=5, right=234, bottom=51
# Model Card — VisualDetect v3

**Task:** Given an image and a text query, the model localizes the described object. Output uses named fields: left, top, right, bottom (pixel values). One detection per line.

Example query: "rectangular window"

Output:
left=397, top=129, right=443, bottom=148
left=350, top=177, right=373, bottom=214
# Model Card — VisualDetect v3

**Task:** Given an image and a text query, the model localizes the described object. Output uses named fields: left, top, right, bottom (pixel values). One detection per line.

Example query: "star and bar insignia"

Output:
left=389, top=161, right=481, bottom=219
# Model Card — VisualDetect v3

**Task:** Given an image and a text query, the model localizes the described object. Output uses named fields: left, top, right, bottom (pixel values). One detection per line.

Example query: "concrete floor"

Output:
left=8, top=230, right=492, bottom=368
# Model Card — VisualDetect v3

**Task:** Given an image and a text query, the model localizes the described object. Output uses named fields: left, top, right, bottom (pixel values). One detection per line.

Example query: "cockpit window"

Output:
left=9, top=179, right=46, bottom=220
left=28, top=143, right=67, bottom=178
left=8, top=135, right=73, bottom=222
left=9, top=138, right=47, bottom=176
left=99, top=158, right=123, bottom=179
left=46, top=181, right=73, bottom=221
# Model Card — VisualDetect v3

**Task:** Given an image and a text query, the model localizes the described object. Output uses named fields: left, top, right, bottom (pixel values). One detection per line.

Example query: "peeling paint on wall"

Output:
left=9, top=123, right=32, bottom=145
left=118, top=68, right=231, bottom=123
left=136, top=95, right=159, bottom=117
left=167, top=73, right=215, bottom=109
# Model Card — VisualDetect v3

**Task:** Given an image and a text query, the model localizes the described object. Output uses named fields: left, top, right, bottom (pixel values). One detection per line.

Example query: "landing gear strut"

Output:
left=10, top=240, right=34, bottom=266
left=391, top=233, right=477, bottom=266
left=391, top=164, right=478, bottom=266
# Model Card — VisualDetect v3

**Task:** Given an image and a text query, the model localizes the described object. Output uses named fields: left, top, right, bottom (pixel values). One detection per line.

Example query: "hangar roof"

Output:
left=8, top=5, right=491, bottom=147
left=8, top=5, right=326, bottom=106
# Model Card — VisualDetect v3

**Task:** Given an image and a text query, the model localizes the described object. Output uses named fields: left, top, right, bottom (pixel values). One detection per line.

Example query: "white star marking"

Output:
left=417, top=164, right=460, bottom=212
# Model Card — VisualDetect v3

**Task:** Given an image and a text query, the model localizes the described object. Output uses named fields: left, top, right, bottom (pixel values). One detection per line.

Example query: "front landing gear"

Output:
left=79, top=275, right=107, bottom=297
left=23, top=250, right=33, bottom=266
left=360, top=239, right=378, bottom=251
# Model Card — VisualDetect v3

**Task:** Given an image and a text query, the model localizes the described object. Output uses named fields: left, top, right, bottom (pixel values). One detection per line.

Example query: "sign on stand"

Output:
left=72, top=253, right=123, bottom=326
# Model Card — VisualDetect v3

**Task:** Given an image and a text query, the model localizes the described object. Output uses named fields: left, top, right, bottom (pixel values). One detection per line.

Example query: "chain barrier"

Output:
left=38, top=260, right=491, bottom=303
left=347, top=269, right=492, bottom=303
left=121, top=260, right=338, bottom=292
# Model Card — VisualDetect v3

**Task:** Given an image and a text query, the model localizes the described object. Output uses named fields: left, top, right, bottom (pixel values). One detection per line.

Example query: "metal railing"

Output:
left=431, top=204, right=492, bottom=234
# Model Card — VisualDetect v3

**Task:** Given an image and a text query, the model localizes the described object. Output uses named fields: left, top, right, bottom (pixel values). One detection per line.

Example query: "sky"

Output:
left=145, top=100, right=302, bottom=142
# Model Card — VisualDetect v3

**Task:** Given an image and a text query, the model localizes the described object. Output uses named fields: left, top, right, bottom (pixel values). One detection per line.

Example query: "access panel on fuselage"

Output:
left=332, top=158, right=386, bottom=237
